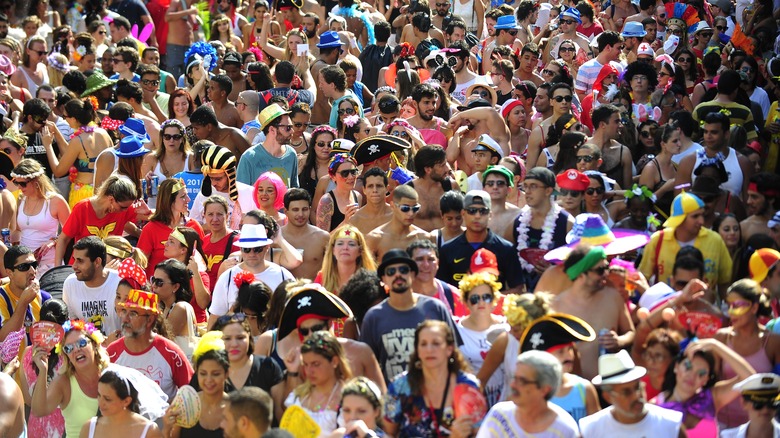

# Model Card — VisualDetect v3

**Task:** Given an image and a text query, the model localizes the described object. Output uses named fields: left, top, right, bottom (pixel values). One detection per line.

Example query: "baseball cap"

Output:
left=464, top=190, right=492, bottom=211
left=663, top=192, right=705, bottom=228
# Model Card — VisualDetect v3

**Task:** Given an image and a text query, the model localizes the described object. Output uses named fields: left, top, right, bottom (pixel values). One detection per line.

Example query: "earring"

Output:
left=414, top=360, right=422, bottom=369
left=448, top=356, right=455, bottom=364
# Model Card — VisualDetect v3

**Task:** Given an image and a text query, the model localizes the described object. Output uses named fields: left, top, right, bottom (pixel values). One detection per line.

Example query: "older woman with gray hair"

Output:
left=476, top=350, right=579, bottom=437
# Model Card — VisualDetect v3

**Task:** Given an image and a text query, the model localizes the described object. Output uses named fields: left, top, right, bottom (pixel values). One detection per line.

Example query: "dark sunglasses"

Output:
left=676, top=57, right=691, bottom=63
left=315, top=141, right=331, bottom=148
left=98, top=30, right=107, bottom=35
left=507, top=29, right=518, bottom=36
left=31, top=50, right=46, bottom=56
left=2, top=147, right=14, bottom=155
left=338, top=107, right=356, bottom=116
left=576, top=155, right=594, bottom=163
left=640, top=130, right=655, bottom=138
left=398, top=204, right=421, bottom=213
left=743, top=397, right=780, bottom=411
left=150, top=276, right=173, bottom=287
left=163, top=134, right=183, bottom=141
left=542, top=69, right=558, bottom=77
left=589, top=266, right=608, bottom=275
left=715, top=25, right=727, bottom=31
left=468, top=293, right=494, bottom=305
left=385, top=265, right=411, bottom=276
left=142, top=79, right=160, bottom=86
left=14, top=261, right=38, bottom=271
left=241, top=247, right=264, bottom=254
left=484, top=180, right=507, bottom=187
left=293, top=122, right=310, bottom=128
left=112, top=58, right=124, bottom=64
left=559, top=46, right=576, bottom=53
left=553, top=95, right=573, bottom=103
left=465, top=207, right=490, bottom=215
left=586, top=187, right=605, bottom=195
left=559, top=19, right=576, bottom=25
left=338, top=168, right=359, bottom=178
left=475, top=90, right=491, bottom=99
left=559, top=189, right=583, bottom=197
left=32, top=115, right=47, bottom=124
left=13, top=180, right=30, bottom=188
left=298, top=322, right=328, bottom=337
left=62, top=337, right=89, bottom=354
left=217, top=312, right=248, bottom=327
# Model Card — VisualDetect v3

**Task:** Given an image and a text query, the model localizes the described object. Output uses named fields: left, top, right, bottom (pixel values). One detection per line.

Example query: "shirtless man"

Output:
left=589, top=104, right=633, bottom=190
left=543, top=9, right=592, bottom=64
left=406, top=83, right=452, bottom=150
left=0, top=372, right=24, bottom=437
left=446, top=105, right=511, bottom=176
left=514, top=43, right=544, bottom=87
left=551, top=244, right=635, bottom=380
left=740, top=172, right=780, bottom=244
left=526, top=83, right=574, bottom=171
left=281, top=188, right=329, bottom=281
left=410, top=146, right=456, bottom=232
left=164, top=0, right=196, bottom=81
left=399, top=11, right=446, bottom=49
left=349, top=167, right=392, bottom=236
left=208, top=74, right=243, bottom=129
left=366, top=185, right=431, bottom=261
left=483, top=166, right=520, bottom=242
left=189, top=106, right=251, bottom=159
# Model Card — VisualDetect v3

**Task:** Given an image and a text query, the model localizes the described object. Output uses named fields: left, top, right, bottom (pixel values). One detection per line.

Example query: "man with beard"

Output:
left=366, top=185, right=431, bottom=261
left=431, top=0, right=453, bottom=31
left=580, top=350, right=684, bottom=436
left=407, top=84, right=452, bottom=149
left=20, top=98, right=66, bottom=179
left=236, top=104, right=298, bottom=187
left=189, top=106, right=250, bottom=159
left=551, top=245, right=635, bottom=380
left=0, top=246, right=50, bottom=345
left=62, top=237, right=122, bottom=337
left=281, top=188, right=329, bottom=280
left=350, top=167, right=393, bottom=235
left=409, top=145, right=454, bottom=232
left=301, top=12, right=321, bottom=54
left=446, top=104, right=511, bottom=175
left=108, top=289, right=193, bottom=401
left=741, top=173, right=780, bottom=243
left=484, top=165, right=521, bottom=242
left=360, top=248, right=458, bottom=384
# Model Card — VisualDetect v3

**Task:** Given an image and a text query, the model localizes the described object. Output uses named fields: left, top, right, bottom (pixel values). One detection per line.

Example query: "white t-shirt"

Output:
left=190, top=181, right=257, bottom=229
left=457, top=320, right=509, bottom=406
left=579, top=403, right=683, bottom=438
left=476, top=401, right=579, bottom=438
left=721, top=418, right=780, bottom=438
left=62, top=271, right=121, bottom=336
left=209, top=263, right=294, bottom=316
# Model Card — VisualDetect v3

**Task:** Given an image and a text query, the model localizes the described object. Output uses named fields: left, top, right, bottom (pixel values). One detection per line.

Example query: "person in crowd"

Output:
left=190, top=105, right=251, bottom=159
left=191, top=145, right=256, bottom=230
left=152, top=259, right=197, bottom=358
left=583, top=172, right=618, bottom=227
left=281, top=188, right=330, bottom=280
left=317, top=152, right=361, bottom=232
left=201, top=195, right=238, bottom=291
left=239, top=209, right=303, bottom=277
left=299, top=126, right=336, bottom=199
left=237, top=103, right=299, bottom=188
left=713, top=213, right=742, bottom=260
left=220, top=386, right=274, bottom=438
left=326, top=376, right=385, bottom=438
left=230, top=277, right=272, bottom=339
left=639, top=123, right=680, bottom=219
left=349, top=167, right=392, bottom=236
left=409, top=145, right=455, bottom=232
left=407, top=239, right=464, bottom=316
left=366, top=185, right=431, bottom=261
left=556, top=168, right=589, bottom=220
left=160, top=226, right=211, bottom=325
left=430, top=191, right=465, bottom=250
left=721, top=373, right=780, bottom=437
left=288, top=102, right=312, bottom=157
left=104, top=236, right=148, bottom=270
left=253, top=171, right=288, bottom=226
left=316, top=224, right=376, bottom=298
left=632, top=327, right=683, bottom=402
left=142, top=119, right=194, bottom=184
left=741, top=172, right=780, bottom=244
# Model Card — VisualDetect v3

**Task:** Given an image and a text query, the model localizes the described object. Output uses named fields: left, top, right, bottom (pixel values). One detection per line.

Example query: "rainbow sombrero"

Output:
left=544, top=214, right=650, bottom=262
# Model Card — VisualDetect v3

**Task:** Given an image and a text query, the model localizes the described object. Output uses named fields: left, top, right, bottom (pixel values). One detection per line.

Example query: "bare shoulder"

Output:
left=342, top=338, right=372, bottom=354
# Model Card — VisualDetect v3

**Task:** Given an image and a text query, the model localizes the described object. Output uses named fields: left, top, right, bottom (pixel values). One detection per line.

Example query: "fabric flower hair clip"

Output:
left=233, top=270, right=256, bottom=289
left=343, top=114, right=360, bottom=128
left=624, top=183, right=657, bottom=203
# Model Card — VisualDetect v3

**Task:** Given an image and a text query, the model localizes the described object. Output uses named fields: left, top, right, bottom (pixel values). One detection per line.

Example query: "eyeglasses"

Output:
left=112, top=58, right=124, bottom=64
left=385, top=265, right=411, bottom=276
left=31, top=50, right=46, bottom=56
left=589, top=265, right=608, bottom=276
left=640, top=130, right=655, bottom=138
left=150, top=276, right=174, bottom=287
left=62, top=337, right=89, bottom=354
left=13, top=261, right=38, bottom=271
left=676, top=57, right=691, bottom=63
left=559, top=189, right=582, bottom=197
left=398, top=204, right=421, bottom=213
left=715, top=25, right=727, bottom=31
left=586, top=187, right=605, bottom=195
left=642, top=351, right=669, bottom=362
left=465, top=207, right=490, bottom=215
left=559, top=19, right=576, bottom=25
left=484, top=180, right=507, bottom=187
left=142, top=79, right=160, bottom=86
left=468, top=293, right=494, bottom=305
left=338, top=107, right=356, bottom=116
left=13, top=180, right=30, bottom=188
left=391, top=131, right=410, bottom=139
left=216, top=313, right=248, bottom=327
left=163, top=133, right=183, bottom=141
left=542, top=69, right=558, bottom=77
left=298, top=322, right=328, bottom=337
left=576, top=155, right=594, bottom=163
left=512, top=375, right=538, bottom=386
left=275, top=124, right=293, bottom=132
left=338, top=168, right=359, bottom=178
left=241, top=247, right=264, bottom=254
left=435, top=2, right=450, bottom=6
left=553, top=95, right=573, bottom=102
left=31, top=115, right=47, bottom=124
left=293, top=122, right=310, bottom=128
left=559, top=46, right=576, bottom=53
left=315, top=141, right=331, bottom=148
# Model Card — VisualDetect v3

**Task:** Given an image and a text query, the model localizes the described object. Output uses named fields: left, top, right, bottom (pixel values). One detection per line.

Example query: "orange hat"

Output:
left=119, top=290, right=161, bottom=314
left=750, top=248, right=780, bottom=284
left=470, top=248, right=498, bottom=276
left=556, top=169, right=590, bottom=191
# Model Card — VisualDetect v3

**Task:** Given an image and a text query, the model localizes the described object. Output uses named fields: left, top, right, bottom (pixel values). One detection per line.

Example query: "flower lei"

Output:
left=70, top=124, right=96, bottom=140
left=695, top=147, right=725, bottom=167
left=515, top=202, right=562, bottom=272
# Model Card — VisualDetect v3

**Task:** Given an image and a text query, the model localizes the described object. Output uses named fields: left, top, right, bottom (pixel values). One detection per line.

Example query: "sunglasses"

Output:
left=112, top=58, right=124, bottom=64
left=163, top=133, right=183, bottom=141
left=589, top=266, right=608, bottom=276
left=142, top=79, right=160, bottom=87
left=640, top=130, right=655, bottom=138
left=542, top=69, right=558, bottom=77
left=298, top=322, right=328, bottom=337
left=658, top=71, right=670, bottom=77
left=293, top=122, right=310, bottom=128
left=484, top=180, right=507, bottom=187
left=576, top=155, right=594, bottom=163
left=150, top=276, right=173, bottom=287
left=507, top=29, right=518, bottom=36
left=275, top=124, right=293, bottom=132
left=699, top=32, right=713, bottom=39
left=315, top=141, right=331, bottom=148
left=553, top=95, right=573, bottom=102
left=681, top=358, right=709, bottom=378
left=241, top=247, right=264, bottom=254
left=670, top=28, right=683, bottom=36
left=475, top=90, right=491, bottom=99
left=676, top=57, right=691, bottom=63
left=744, top=397, right=780, bottom=411
left=465, top=207, right=490, bottom=215
left=398, top=204, right=421, bottom=213
left=98, top=30, right=107, bottom=35
left=559, top=46, right=576, bottom=53
left=31, top=50, right=46, bottom=56
left=385, top=265, right=410, bottom=276
left=62, top=337, right=89, bottom=354
left=338, top=168, right=359, bottom=178
left=32, top=115, right=47, bottom=124
left=13, top=180, right=30, bottom=187
left=559, top=19, right=576, bottom=25
left=715, top=25, right=727, bottom=31
left=391, top=130, right=410, bottom=139
left=586, top=187, right=605, bottom=195
left=468, top=293, right=494, bottom=305
left=13, top=261, right=38, bottom=271
left=338, top=108, right=356, bottom=116
left=2, top=147, right=14, bottom=155
left=741, top=67, right=754, bottom=74
left=435, top=2, right=450, bottom=6
left=217, top=313, right=248, bottom=327
left=559, top=189, right=582, bottom=197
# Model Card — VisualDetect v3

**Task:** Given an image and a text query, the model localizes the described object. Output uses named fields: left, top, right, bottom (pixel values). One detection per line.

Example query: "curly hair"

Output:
left=624, top=60, right=659, bottom=91
left=458, top=272, right=502, bottom=303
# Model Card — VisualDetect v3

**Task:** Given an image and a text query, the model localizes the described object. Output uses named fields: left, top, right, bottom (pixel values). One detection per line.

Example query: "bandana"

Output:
left=117, top=258, right=147, bottom=290
left=565, top=246, right=607, bottom=280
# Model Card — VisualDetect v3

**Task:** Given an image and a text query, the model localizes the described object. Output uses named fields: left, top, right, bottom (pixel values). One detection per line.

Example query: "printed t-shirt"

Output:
left=202, top=231, right=239, bottom=292
left=209, top=263, right=293, bottom=316
left=62, top=271, right=122, bottom=336
left=62, top=199, right=137, bottom=258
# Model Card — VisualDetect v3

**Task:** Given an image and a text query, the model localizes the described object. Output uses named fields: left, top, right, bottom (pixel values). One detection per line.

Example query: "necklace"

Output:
left=24, top=197, right=42, bottom=226
left=515, top=203, right=561, bottom=272
left=308, top=382, right=341, bottom=412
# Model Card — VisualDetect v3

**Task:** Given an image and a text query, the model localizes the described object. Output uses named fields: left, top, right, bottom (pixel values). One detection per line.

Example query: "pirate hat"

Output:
left=519, top=313, right=596, bottom=353
left=351, top=134, right=411, bottom=165
left=277, top=284, right=352, bottom=340
left=200, top=145, right=238, bottom=202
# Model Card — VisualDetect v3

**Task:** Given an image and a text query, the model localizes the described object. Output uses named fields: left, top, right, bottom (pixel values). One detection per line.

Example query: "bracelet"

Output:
left=287, top=371, right=299, bottom=377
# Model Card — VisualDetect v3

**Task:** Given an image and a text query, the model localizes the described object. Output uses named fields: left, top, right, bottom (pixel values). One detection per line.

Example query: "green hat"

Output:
left=81, top=72, right=117, bottom=97
left=257, top=104, right=290, bottom=131
left=482, top=165, right=514, bottom=187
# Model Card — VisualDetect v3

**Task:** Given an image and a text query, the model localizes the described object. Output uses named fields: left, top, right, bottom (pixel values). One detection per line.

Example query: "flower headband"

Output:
left=343, top=114, right=360, bottom=128
left=312, top=125, right=337, bottom=138
left=10, top=168, right=45, bottom=180
left=503, top=297, right=532, bottom=328
left=47, top=53, right=70, bottom=73
left=302, top=332, right=339, bottom=359
left=55, top=319, right=105, bottom=354
left=328, top=153, right=357, bottom=175
left=624, top=183, right=656, bottom=203
left=233, top=270, right=256, bottom=289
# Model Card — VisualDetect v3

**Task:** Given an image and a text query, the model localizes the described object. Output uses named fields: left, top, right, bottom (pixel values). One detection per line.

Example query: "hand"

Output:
left=220, top=257, right=238, bottom=272
left=2, top=357, right=19, bottom=375
left=31, top=346, right=49, bottom=372
left=684, top=338, right=724, bottom=358
left=626, top=271, right=649, bottom=294
left=449, top=416, right=474, bottom=438
left=133, top=200, right=152, bottom=218
left=41, top=125, right=53, bottom=146
left=599, top=329, right=619, bottom=352
left=343, top=420, right=372, bottom=437
left=0, top=88, right=11, bottom=103
left=767, top=121, right=780, bottom=134
left=104, top=258, right=121, bottom=271
left=187, top=257, right=199, bottom=275
left=675, top=278, right=707, bottom=303
left=343, top=203, right=360, bottom=222
left=162, top=404, right=181, bottom=430
left=284, top=345, right=301, bottom=373
left=533, top=258, right=550, bottom=274
left=142, top=87, right=156, bottom=104
left=21, top=280, right=40, bottom=305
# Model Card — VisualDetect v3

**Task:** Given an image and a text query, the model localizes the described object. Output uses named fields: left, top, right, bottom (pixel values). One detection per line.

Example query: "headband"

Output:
left=161, top=119, right=186, bottom=132
left=101, top=117, right=124, bottom=131
left=624, top=183, right=657, bottom=202
left=2, top=127, right=28, bottom=149
left=565, top=247, right=607, bottom=280
left=749, top=182, right=779, bottom=198
left=106, top=244, right=131, bottom=259
left=10, top=168, right=45, bottom=179
left=117, top=258, right=147, bottom=290
left=334, top=225, right=359, bottom=240
left=170, top=177, right=186, bottom=194
left=55, top=319, right=105, bottom=354
left=328, top=153, right=357, bottom=176
left=170, top=229, right=188, bottom=247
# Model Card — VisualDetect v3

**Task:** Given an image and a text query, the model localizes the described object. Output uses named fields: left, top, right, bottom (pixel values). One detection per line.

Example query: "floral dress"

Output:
left=22, top=347, right=65, bottom=438
left=385, top=371, right=480, bottom=438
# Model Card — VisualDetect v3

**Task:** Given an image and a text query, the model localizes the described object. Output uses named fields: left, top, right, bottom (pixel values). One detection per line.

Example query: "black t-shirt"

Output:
left=188, top=353, right=283, bottom=393
left=436, top=230, right=524, bottom=289
left=23, top=131, right=58, bottom=179
left=108, top=0, right=150, bottom=27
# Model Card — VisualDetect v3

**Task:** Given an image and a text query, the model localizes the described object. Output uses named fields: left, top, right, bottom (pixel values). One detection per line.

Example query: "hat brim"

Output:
left=544, top=230, right=650, bottom=263
left=115, top=149, right=151, bottom=158
left=234, top=238, right=272, bottom=248
left=592, top=365, right=647, bottom=385
left=116, top=302, right=159, bottom=314
left=117, top=127, right=152, bottom=143
left=351, top=134, right=411, bottom=165
left=81, top=79, right=117, bottom=97
left=277, top=287, right=352, bottom=339
left=519, top=313, right=596, bottom=352
left=664, top=215, right=685, bottom=228
left=377, top=256, right=419, bottom=277
left=258, top=110, right=291, bottom=131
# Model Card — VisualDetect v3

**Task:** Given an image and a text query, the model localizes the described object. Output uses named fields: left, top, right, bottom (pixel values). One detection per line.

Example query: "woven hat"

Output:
left=465, top=82, right=497, bottom=106
left=664, top=192, right=705, bottom=228
left=545, top=213, right=650, bottom=262
left=750, top=248, right=780, bottom=284
left=82, top=71, right=117, bottom=97
left=200, top=145, right=238, bottom=202
left=519, top=313, right=596, bottom=352
left=257, top=103, right=290, bottom=131
left=118, top=289, right=161, bottom=314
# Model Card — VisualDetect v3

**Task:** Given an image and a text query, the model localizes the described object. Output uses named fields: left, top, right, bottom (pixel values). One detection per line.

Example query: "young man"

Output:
left=409, top=145, right=455, bottom=232
left=191, top=145, right=256, bottom=229
left=620, top=22, right=646, bottom=63
left=741, top=173, right=780, bottom=243
left=221, top=51, right=247, bottom=102
left=446, top=105, right=511, bottom=175
left=543, top=8, right=591, bottom=64
left=492, top=59, right=515, bottom=105
left=137, top=63, right=169, bottom=120
left=407, top=239, right=464, bottom=317
left=20, top=98, right=64, bottom=179
left=311, top=32, right=344, bottom=124
left=349, top=167, right=393, bottom=235
left=467, top=135, right=504, bottom=191
left=0, top=246, right=50, bottom=344
left=575, top=31, right=623, bottom=99
left=221, top=388, right=274, bottom=438
left=141, top=47, right=177, bottom=94
left=483, top=165, right=521, bottom=242
left=589, top=104, right=633, bottom=189
left=399, top=11, right=445, bottom=49
left=450, top=40, right=485, bottom=104
left=406, top=83, right=451, bottom=149
left=366, top=185, right=431, bottom=261
left=257, top=60, right=315, bottom=112
left=207, top=74, right=242, bottom=129
left=115, top=80, right=160, bottom=139
left=236, top=90, right=262, bottom=144
left=109, top=46, right=141, bottom=82
left=319, top=65, right=358, bottom=129
left=514, top=43, right=544, bottom=87
left=281, top=188, right=329, bottom=280
left=189, top=106, right=250, bottom=159
left=236, top=103, right=298, bottom=188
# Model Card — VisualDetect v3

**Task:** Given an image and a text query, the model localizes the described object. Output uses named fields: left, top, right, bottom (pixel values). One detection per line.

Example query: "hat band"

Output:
left=600, top=366, right=636, bottom=382
left=239, top=237, right=269, bottom=243
left=749, top=182, right=780, bottom=198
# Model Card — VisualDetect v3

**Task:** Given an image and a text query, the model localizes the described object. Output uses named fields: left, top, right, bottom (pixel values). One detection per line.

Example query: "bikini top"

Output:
left=74, top=136, right=96, bottom=173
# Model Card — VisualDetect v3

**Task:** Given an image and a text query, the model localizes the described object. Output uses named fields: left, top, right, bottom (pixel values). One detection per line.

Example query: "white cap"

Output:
left=733, top=373, right=780, bottom=393
left=638, top=43, right=654, bottom=57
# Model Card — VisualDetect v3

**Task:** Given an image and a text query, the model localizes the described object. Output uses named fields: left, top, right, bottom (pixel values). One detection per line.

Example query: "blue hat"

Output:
left=118, top=118, right=151, bottom=143
left=317, top=31, right=344, bottom=49
left=494, top=15, right=519, bottom=30
left=115, top=135, right=151, bottom=158
left=621, top=21, right=647, bottom=38
left=561, top=7, right=582, bottom=24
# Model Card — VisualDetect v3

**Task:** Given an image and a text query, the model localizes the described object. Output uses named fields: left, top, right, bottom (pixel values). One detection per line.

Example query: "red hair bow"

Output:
left=233, top=270, right=256, bottom=289
left=117, top=258, right=147, bottom=290
left=101, top=117, right=123, bottom=131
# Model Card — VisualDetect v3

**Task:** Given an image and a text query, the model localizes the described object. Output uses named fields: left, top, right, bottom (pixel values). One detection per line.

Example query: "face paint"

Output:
left=727, top=299, right=752, bottom=317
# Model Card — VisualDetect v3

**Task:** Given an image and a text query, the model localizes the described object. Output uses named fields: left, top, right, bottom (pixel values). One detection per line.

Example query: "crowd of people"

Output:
left=0, top=0, right=777, bottom=436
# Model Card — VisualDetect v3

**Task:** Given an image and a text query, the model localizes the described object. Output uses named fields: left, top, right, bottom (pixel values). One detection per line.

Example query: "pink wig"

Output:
left=253, top=171, right=287, bottom=211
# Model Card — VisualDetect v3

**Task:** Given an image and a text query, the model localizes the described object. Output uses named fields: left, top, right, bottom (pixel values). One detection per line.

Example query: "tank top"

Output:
left=326, top=190, right=359, bottom=231
left=419, top=119, right=448, bottom=149
left=88, top=417, right=153, bottom=438
left=542, top=147, right=555, bottom=170
left=500, top=334, right=520, bottom=402
left=718, top=332, right=773, bottom=428
left=693, top=147, right=743, bottom=197
left=269, top=328, right=287, bottom=372
left=18, top=65, right=49, bottom=99
left=18, top=198, right=58, bottom=251
left=180, top=421, right=222, bottom=438
left=651, top=158, right=675, bottom=219
left=452, top=0, right=478, bottom=32
left=93, top=148, right=119, bottom=186
left=153, top=155, right=191, bottom=182
left=61, top=375, right=98, bottom=438
left=551, top=374, right=589, bottom=423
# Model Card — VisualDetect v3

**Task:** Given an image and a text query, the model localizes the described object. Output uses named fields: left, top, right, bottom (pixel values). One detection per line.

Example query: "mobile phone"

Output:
left=297, top=45, right=309, bottom=56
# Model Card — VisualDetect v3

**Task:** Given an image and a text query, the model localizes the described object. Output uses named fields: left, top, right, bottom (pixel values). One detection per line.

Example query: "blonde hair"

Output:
left=283, top=29, right=309, bottom=61
left=104, top=235, right=148, bottom=269
left=503, top=291, right=552, bottom=328
left=294, top=331, right=352, bottom=399
left=12, top=159, right=57, bottom=200
left=320, top=225, right=376, bottom=292
left=59, top=332, right=111, bottom=377
left=46, top=53, right=69, bottom=87
left=458, top=272, right=502, bottom=303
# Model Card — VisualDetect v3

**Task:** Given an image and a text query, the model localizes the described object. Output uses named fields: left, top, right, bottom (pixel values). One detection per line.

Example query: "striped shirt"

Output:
left=575, top=59, right=603, bottom=93
left=692, top=101, right=758, bottom=141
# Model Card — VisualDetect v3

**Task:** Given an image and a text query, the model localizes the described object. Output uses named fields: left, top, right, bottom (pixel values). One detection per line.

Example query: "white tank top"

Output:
left=17, top=197, right=58, bottom=250
left=153, top=155, right=191, bottom=183
left=692, top=147, right=743, bottom=197
left=500, top=334, right=520, bottom=402
left=88, top=417, right=153, bottom=438
left=452, top=0, right=478, bottom=32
